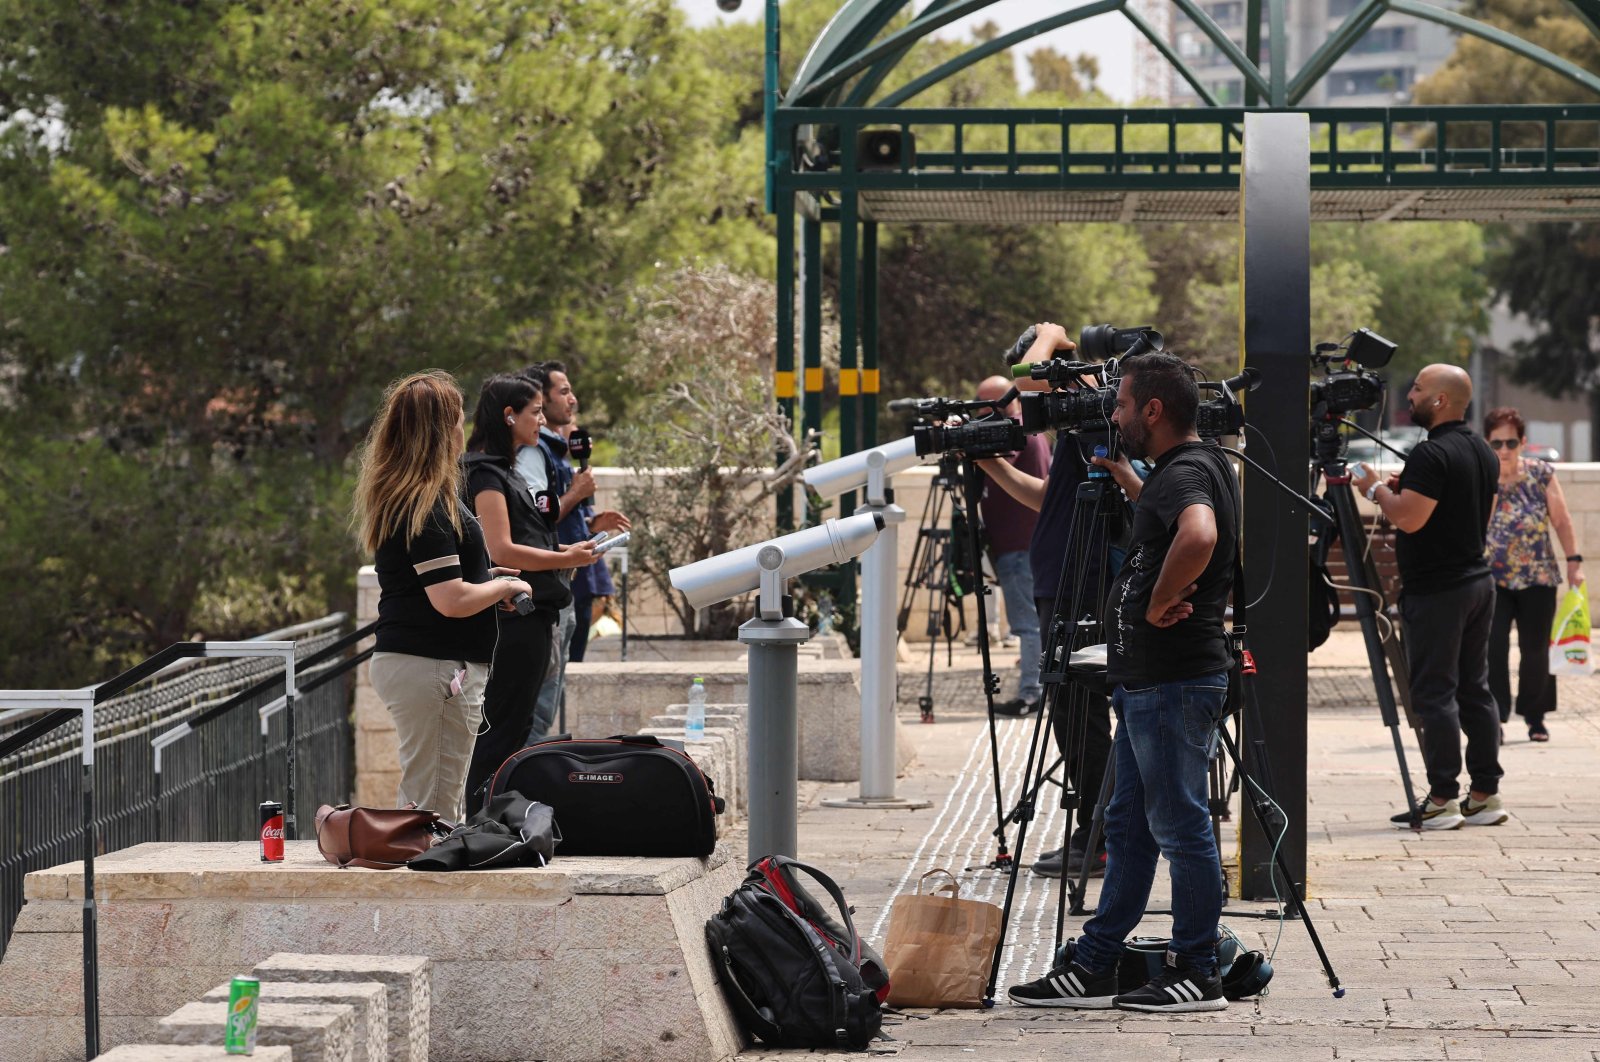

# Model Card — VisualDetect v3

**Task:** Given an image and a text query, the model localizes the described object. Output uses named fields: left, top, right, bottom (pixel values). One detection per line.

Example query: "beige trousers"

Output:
left=369, top=651, right=488, bottom=823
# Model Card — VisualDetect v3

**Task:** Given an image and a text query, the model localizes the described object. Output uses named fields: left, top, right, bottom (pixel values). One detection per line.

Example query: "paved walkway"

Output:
left=741, top=631, right=1600, bottom=1061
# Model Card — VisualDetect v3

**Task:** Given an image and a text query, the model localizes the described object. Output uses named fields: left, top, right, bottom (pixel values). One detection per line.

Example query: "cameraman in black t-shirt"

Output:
left=1010, top=351, right=1238, bottom=1014
left=1352, top=364, right=1503, bottom=831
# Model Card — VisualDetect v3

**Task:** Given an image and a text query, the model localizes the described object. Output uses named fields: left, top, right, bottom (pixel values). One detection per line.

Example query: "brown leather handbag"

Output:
left=314, top=804, right=452, bottom=870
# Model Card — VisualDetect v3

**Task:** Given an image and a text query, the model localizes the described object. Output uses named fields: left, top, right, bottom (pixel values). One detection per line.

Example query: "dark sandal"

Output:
left=1528, top=724, right=1550, bottom=743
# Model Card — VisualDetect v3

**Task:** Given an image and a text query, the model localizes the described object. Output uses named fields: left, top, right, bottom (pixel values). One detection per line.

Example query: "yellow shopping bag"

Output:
left=1549, top=586, right=1594, bottom=676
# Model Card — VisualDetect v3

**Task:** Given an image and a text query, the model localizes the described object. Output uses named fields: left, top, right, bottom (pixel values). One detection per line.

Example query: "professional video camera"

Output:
left=1196, top=367, right=1263, bottom=438
left=887, top=394, right=1027, bottom=459
left=1310, top=328, right=1395, bottom=418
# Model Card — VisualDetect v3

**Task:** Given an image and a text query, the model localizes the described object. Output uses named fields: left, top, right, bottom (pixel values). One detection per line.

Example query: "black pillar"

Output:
left=1238, top=112, right=1311, bottom=900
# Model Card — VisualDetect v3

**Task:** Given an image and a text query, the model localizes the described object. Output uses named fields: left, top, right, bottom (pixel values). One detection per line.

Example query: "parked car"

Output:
left=1524, top=443, right=1561, bottom=462
left=1340, top=425, right=1425, bottom=477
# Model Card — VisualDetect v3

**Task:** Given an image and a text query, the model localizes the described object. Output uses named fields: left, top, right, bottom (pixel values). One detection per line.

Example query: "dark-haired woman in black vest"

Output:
left=461, top=373, right=597, bottom=805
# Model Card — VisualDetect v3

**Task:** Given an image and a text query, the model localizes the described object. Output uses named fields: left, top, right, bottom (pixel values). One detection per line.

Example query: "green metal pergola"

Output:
left=765, top=0, right=1600, bottom=899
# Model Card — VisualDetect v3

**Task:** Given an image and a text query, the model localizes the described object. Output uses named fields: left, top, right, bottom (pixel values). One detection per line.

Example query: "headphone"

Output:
left=506, top=416, right=516, bottom=425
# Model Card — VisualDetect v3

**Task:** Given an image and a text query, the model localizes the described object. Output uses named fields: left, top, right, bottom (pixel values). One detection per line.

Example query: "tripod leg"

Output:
left=1215, top=724, right=1344, bottom=994
left=1067, top=737, right=1115, bottom=918
left=1328, top=483, right=1423, bottom=828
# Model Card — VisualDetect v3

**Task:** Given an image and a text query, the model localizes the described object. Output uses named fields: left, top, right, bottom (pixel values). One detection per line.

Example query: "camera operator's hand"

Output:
left=1091, top=451, right=1142, bottom=501
left=590, top=510, right=631, bottom=534
left=1034, top=322, right=1076, bottom=353
left=558, top=540, right=600, bottom=568
left=1146, top=583, right=1197, bottom=628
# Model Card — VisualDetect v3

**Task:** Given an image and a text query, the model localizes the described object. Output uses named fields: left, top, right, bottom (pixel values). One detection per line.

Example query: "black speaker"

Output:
left=856, top=128, right=915, bottom=171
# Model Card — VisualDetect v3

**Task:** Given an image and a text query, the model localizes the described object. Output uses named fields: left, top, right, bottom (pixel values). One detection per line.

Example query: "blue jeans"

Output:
left=1073, top=672, right=1228, bottom=976
left=528, top=600, right=576, bottom=742
left=992, top=550, right=1042, bottom=702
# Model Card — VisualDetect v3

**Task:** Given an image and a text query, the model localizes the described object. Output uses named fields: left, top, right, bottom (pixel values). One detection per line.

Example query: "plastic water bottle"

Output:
left=686, top=677, right=707, bottom=741
left=1088, top=443, right=1111, bottom=479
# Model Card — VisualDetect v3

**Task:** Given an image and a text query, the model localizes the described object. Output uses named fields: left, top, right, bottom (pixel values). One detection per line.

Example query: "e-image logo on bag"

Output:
left=569, top=771, right=624, bottom=784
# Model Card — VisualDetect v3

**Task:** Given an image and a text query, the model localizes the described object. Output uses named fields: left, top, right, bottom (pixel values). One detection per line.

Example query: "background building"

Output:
left=1136, top=0, right=1460, bottom=107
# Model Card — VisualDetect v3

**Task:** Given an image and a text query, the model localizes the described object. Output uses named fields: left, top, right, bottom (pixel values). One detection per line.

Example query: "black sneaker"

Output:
left=1114, top=956, right=1227, bottom=1013
left=1066, top=848, right=1107, bottom=878
left=1032, top=846, right=1106, bottom=879
left=1388, top=797, right=1463, bottom=830
left=994, top=697, right=1041, bottom=717
left=1008, top=961, right=1119, bottom=1009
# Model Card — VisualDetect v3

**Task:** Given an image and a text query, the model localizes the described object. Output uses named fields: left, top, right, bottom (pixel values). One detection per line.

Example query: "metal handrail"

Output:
left=0, top=623, right=369, bottom=1060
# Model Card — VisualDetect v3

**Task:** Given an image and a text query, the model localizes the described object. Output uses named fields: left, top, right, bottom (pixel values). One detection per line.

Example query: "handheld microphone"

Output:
left=568, top=427, right=593, bottom=471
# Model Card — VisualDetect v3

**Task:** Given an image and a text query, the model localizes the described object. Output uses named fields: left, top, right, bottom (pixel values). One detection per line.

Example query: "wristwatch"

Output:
left=1365, top=482, right=1381, bottom=502
left=1569, top=555, right=1584, bottom=563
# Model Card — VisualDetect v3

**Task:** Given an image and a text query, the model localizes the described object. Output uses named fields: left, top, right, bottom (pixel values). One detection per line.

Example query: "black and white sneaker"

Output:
left=1114, top=957, right=1227, bottom=1013
left=1008, top=961, right=1119, bottom=1009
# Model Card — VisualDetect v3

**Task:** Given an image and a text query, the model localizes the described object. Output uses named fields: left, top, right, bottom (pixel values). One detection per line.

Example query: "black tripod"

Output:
left=898, top=454, right=978, bottom=725
left=1309, top=416, right=1424, bottom=827
left=985, top=436, right=1126, bottom=1000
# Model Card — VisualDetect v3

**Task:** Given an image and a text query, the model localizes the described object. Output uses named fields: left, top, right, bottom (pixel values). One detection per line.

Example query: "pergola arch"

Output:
left=786, top=0, right=1600, bottom=108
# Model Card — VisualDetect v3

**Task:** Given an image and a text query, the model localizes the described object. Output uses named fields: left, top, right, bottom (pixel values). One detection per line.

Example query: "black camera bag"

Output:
left=484, top=734, right=724, bottom=856
left=705, top=857, right=886, bottom=1050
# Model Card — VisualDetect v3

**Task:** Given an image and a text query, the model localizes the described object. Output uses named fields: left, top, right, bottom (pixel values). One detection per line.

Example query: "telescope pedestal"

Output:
left=822, top=499, right=929, bottom=812
left=739, top=616, right=811, bottom=863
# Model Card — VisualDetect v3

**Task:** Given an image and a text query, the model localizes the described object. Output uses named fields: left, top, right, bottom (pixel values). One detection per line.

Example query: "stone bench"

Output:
left=157, top=999, right=356, bottom=1062
left=253, top=953, right=430, bottom=1062
left=565, top=660, right=914, bottom=782
left=202, top=979, right=387, bottom=1062
left=4, top=841, right=744, bottom=1061
left=95, top=1046, right=293, bottom=1062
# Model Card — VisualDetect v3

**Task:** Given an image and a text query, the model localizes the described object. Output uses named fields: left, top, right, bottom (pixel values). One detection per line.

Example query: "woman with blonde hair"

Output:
left=354, top=370, right=531, bottom=821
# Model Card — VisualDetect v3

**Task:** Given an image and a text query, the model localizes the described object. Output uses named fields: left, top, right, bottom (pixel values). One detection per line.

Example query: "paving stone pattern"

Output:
left=743, top=633, right=1600, bottom=1061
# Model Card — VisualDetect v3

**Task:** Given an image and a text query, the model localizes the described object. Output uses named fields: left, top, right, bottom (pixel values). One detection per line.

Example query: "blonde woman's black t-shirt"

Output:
left=373, top=499, right=497, bottom=662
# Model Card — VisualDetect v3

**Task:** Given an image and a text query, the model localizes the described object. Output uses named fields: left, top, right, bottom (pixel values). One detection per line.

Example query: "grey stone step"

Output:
left=95, top=1047, right=294, bottom=1062
left=252, top=954, right=430, bottom=1062
left=157, top=999, right=355, bottom=1062
left=203, top=980, right=386, bottom=1062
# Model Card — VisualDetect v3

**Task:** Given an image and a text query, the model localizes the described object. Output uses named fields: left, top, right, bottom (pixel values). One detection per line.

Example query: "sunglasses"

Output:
left=1488, top=438, right=1521, bottom=451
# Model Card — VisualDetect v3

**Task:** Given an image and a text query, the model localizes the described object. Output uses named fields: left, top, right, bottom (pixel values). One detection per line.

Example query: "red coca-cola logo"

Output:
left=260, top=814, right=285, bottom=861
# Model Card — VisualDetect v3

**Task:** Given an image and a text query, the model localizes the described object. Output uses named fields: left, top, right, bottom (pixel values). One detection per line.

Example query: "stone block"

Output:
left=157, top=999, right=356, bottom=1062
left=566, top=660, right=913, bottom=782
left=354, top=769, right=401, bottom=811
left=0, top=924, right=82, bottom=1015
left=95, top=1047, right=294, bottom=1062
left=0, top=1017, right=83, bottom=1061
left=254, top=953, right=429, bottom=1062
left=203, top=980, right=387, bottom=1062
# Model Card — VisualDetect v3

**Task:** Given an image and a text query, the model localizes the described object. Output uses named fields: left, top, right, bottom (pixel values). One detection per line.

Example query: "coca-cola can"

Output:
left=259, top=801, right=284, bottom=862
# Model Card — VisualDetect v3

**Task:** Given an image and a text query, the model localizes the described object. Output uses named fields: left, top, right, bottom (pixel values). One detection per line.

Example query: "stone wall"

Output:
left=0, top=842, right=745, bottom=1062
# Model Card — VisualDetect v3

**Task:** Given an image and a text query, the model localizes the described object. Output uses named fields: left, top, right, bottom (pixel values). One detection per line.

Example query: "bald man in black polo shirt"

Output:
left=1353, top=364, right=1504, bottom=831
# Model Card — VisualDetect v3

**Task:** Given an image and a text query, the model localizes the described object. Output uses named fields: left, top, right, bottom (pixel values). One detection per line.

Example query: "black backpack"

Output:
left=706, top=856, right=889, bottom=1050
left=484, top=735, right=724, bottom=856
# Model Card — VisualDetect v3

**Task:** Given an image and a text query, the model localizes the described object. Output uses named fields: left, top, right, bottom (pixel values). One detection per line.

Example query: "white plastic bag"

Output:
left=1549, top=586, right=1594, bottom=676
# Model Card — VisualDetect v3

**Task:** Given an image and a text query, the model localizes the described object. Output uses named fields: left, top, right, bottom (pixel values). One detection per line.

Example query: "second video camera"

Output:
left=912, top=417, right=1026, bottom=459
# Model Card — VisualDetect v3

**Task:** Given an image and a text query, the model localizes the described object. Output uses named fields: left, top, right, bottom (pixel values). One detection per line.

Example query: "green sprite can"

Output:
left=224, top=975, right=260, bottom=1055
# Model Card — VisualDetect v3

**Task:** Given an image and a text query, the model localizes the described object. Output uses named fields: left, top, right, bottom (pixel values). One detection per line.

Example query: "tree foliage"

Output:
left=1412, top=0, right=1600, bottom=424
left=612, top=265, right=807, bottom=639
left=0, top=0, right=764, bottom=685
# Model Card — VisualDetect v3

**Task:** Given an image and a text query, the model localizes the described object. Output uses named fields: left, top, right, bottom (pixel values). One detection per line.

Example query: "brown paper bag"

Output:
left=883, top=869, right=1003, bottom=1008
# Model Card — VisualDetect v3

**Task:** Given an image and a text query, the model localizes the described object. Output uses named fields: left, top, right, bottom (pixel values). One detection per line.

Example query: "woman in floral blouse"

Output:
left=1483, top=408, right=1586, bottom=742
